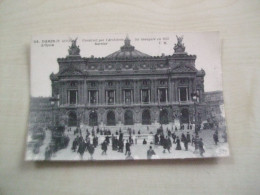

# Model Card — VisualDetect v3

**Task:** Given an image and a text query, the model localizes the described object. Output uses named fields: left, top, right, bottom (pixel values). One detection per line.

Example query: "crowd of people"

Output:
left=42, top=124, right=227, bottom=160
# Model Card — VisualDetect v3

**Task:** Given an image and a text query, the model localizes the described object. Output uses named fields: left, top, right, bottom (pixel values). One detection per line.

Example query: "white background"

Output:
left=0, top=0, right=260, bottom=194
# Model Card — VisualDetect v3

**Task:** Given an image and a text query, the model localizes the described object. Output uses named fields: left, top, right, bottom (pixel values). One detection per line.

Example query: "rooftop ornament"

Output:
left=68, top=38, right=80, bottom=56
left=174, top=35, right=186, bottom=54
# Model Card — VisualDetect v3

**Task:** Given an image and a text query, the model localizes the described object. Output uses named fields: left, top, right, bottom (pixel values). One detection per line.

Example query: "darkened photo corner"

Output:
left=26, top=32, right=229, bottom=161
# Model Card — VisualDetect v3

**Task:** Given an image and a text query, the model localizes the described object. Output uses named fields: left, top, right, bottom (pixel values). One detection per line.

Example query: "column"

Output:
left=168, top=78, right=173, bottom=103
left=83, top=80, right=87, bottom=105
left=114, top=90, right=116, bottom=104
left=166, top=88, right=168, bottom=102
left=141, top=89, right=143, bottom=103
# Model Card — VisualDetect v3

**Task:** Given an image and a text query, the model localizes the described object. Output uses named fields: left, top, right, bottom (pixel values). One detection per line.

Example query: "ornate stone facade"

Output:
left=50, top=36, right=206, bottom=127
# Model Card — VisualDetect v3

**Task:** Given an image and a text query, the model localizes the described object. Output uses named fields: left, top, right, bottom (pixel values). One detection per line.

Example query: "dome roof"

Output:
left=105, top=36, right=150, bottom=59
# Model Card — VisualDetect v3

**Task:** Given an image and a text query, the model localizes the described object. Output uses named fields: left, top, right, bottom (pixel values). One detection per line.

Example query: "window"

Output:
left=143, top=80, right=148, bottom=85
left=158, top=88, right=167, bottom=103
left=159, top=80, right=166, bottom=85
left=67, top=90, right=77, bottom=105
left=90, top=82, right=96, bottom=87
left=141, top=89, right=150, bottom=103
left=123, top=89, right=132, bottom=104
left=89, top=90, right=98, bottom=104
left=106, top=90, right=115, bottom=104
left=179, top=87, right=188, bottom=102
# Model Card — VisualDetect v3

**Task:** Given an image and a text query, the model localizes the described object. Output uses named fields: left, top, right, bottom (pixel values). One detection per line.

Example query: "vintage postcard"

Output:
left=26, top=32, right=229, bottom=161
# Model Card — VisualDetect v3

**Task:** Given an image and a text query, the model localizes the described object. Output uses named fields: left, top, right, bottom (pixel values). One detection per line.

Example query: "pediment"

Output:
left=172, top=64, right=197, bottom=72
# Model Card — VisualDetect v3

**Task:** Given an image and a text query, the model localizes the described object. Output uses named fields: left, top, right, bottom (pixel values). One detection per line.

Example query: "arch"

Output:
left=124, top=110, right=134, bottom=125
left=159, top=109, right=169, bottom=124
left=142, top=109, right=151, bottom=125
left=68, top=111, right=77, bottom=127
left=181, top=108, right=189, bottom=124
left=107, top=110, right=116, bottom=126
left=89, top=111, right=98, bottom=126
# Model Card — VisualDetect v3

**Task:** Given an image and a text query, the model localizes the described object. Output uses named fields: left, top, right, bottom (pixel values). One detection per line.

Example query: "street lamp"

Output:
left=49, top=97, right=59, bottom=127
left=191, top=91, right=199, bottom=134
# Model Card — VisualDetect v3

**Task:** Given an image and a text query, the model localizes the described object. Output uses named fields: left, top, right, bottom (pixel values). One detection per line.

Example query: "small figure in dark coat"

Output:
left=198, top=138, right=205, bottom=157
left=105, top=135, right=110, bottom=145
left=186, top=132, right=191, bottom=143
left=213, top=132, right=219, bottom=145
left=138, top=130, right=141, bottom=135
left=154, top=134, right=159, bottom=145
left=87, top=144, right=95, bottom=160
left=93, top=136, right=98, bottom=148
left=45, top=146, right=52, bottom=160
left=160, top=134, right=165, bottom=146
left=175, top=136, right=182, bottom=150
left=163, top=136, right=171, bottom=153
left=125, top=140, right=131, bottom=155
left=77, top=141, right=86, bottom=160
left=115, top=131, right=118, bottom=135
left=72, top=137, right=78, bottom=152
left=118, top=139, right=124, bottom=153
left=183, top=136, right=188, bottom=151
left=143, top=139, right=147, bottom=145
left=101, top=141, right=107, bottom=155
left=147, top=146, right=156, bottom=159
left=191, top=135, right=195, bottom=146
left=172, top=132, right=176, bottom=144
left=119, top=132, right=123, bottom=142
left=181, top=133, right=186, bottom=143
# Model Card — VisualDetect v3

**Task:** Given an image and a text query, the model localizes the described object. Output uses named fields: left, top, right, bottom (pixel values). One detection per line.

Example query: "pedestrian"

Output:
left=147, top=146, right=156, bottom=159
left=125, top=140, right=131, bottom=155
left=181, top=133, right=186, bottom=143
left=160, top=134, right=164, bottom=146
left=105, top=135, right=110, bottom=145
left=118, top=139, right=124, bottom=153
left=101, top=141, right=107, bottom=155
left=71, top=137, right=78, bottom=152
left=143, top=139, right=147, bottom=145
left=119, top=131, right=123, bottom=142
left=175, top=136, right=181, bottom=150
left=183, top=136, right=188, bottom=151
left=191, top=135, right=195, bottom=146
left=87, top=144, right=95, bottom=160
left=172, top=132, right=176, bottom=144
left=93, top=136, right=98, bottom=148
left=198, top=138, right=205, bottom=157
left=186, top=132, right=191, bottom=143
left=45, top=146, right=52, bottom=160
left=213, top=132, right=219, bottom=145
left=167, top=136, right=172, bottom=152
left=138, top=130, right=141, bottom=135
left=155, top=133, right=159, bottom=145
left=77, top=140, right=86, bottom=160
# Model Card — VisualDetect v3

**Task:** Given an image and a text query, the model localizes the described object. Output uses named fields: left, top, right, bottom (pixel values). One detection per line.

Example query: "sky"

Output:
left=31, top=32, right=222, bottom=97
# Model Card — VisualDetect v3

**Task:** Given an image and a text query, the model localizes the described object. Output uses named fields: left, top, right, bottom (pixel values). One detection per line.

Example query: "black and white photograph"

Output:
left=26, top=32, right=229, bottom=161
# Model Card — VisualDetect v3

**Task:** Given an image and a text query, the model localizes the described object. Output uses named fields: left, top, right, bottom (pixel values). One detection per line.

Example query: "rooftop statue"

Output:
left=68, top=38, right=80, bottom=56
left=174, top=35, right=186, bottom=53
